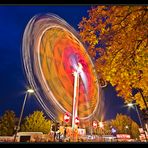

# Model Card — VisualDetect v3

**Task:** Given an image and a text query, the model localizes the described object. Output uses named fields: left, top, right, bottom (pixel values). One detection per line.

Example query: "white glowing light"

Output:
left=127, top=103, right=133, bottom=107
left=27, top=89, right=34, bottom=93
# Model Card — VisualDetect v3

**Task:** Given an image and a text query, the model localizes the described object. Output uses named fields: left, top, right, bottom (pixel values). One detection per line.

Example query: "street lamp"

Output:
left=99, top=122, right=104, bottom=129
left=127, top=103, right=133, bottom=107
left=127, top=103, right=147, bottom=142
left=27, top=89, right=34, bottom=93
left=125, top=126, right=129, bottom=134
left=99, top=122, right=104, bottom=137
left=14, top=89, right=34, bottom=142
left=127, top=103, right=143, bottom=128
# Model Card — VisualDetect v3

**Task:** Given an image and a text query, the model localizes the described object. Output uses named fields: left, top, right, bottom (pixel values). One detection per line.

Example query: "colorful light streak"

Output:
left=22, top=13, right=101, bottom=123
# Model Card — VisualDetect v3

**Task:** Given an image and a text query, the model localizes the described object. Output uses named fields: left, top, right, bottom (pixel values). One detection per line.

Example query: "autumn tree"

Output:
left=21, top=111, right=51, bottom=134
left=111, top=113, right=140, bottom=139
left=79, top=6, right=148, bottom=110
left=0, top=110, right=17, bottom=136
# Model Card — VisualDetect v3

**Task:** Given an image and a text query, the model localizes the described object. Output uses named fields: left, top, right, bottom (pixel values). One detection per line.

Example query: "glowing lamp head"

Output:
left=27, top=89, right=34, bottom=93
left=127, top=103, right=133, bottom=107
left=125, top=126, right=129, bottom=129
left=99, top=122, right=104, bottom=128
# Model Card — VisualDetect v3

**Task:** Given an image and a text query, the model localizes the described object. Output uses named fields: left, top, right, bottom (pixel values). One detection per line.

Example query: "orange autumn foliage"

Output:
left=79, top=6, right=148, bottom=109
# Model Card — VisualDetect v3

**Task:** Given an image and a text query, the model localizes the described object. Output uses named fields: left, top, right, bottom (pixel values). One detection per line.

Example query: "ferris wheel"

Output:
left=22, top=13, right=101, bottom=123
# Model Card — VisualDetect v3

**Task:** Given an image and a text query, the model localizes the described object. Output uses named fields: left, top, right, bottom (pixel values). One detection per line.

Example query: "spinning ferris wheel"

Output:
left=22, top=13, right=102, bottom=124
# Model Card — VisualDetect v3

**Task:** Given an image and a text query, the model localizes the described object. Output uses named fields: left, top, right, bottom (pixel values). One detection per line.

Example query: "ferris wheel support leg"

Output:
left=72, top=71, right=79, bottom=142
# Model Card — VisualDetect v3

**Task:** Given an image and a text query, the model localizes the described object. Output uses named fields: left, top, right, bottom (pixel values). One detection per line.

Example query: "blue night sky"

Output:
left=0, top=5, right=139, bottom=124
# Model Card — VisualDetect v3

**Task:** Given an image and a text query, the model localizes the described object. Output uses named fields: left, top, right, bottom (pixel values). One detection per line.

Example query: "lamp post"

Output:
left=99, top=122, right=104, bottom=137
left=127, top=103, right=143, bottom=128
left=14, top=89, right=34, bottom=142
left=127, top=103, right=147, bottom=142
